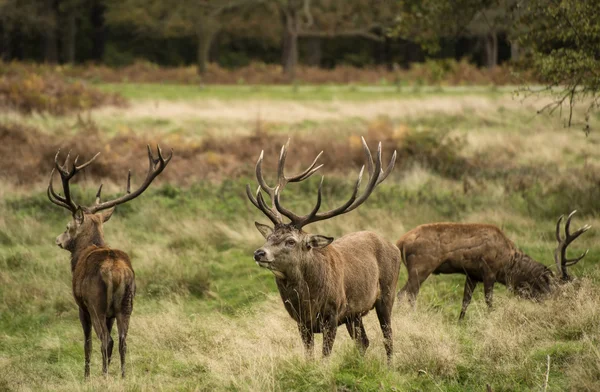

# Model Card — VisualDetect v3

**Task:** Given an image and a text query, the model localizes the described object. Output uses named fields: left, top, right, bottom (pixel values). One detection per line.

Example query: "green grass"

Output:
left=1, top=84, right=600, bottom=391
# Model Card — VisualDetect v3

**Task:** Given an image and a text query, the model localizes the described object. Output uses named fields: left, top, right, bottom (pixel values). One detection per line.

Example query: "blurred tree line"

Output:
left=0, top=0, right=519, bottom=77
left=0, top=0, right=598, bottom=125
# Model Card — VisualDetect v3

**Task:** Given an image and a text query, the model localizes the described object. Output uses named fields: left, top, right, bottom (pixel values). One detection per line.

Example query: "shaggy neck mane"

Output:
left=275, top=246, right=338, bottom=324
left=502, top=249, right=553, bottom=294
left=70, top=226, right=106, bottom=272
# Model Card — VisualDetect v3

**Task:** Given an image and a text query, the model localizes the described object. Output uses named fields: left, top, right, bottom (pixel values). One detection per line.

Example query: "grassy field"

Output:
left=1, top=85, right=600, bottom=391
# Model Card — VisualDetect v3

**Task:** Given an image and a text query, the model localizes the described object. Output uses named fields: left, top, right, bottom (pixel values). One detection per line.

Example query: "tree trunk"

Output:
left=44, top=0, right=58, bottom=64
left=62, top=11, right=77, bottom=64
left=196, top=19, right=219, bottom=76
left=283, top=31, right=298, bottom=79
left=90, top=0, right=105, bottom=62
left=1, top=25, right=10, bottom=61
left=484, top=32, right=498, bottom=69
left=305, top=37, right=321, bottom=67
left=510, top=40, right=520, bottom=62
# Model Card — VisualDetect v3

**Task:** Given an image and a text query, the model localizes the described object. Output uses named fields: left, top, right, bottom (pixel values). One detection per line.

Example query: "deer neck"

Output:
left=504, top=250, right=553, bottom=293
left=276, top=249, right=333, bottom=294
left=70, top=229, right=107, bottom=272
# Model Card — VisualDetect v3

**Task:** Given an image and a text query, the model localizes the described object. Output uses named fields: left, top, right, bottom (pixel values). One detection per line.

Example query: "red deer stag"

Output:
left=247, top=138, right=400, bottom=361
left=396, top=211, right=591, bottom=319
left=48, top=146, right=172, bottom=378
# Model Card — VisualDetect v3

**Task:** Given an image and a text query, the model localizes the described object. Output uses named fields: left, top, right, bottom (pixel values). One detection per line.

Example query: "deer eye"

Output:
left=285, top=239, right=296, bottom=247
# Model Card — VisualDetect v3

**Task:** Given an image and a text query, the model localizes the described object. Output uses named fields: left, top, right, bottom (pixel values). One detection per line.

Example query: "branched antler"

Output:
left=247, top=137, right=396, bottom=229
left=48, top=145, right=172, bottom=215
left=48, top=149, right=100, bottom=213
left=554, top=210, right=591, bottom=281
left=86, top=145, right=172, bottom=214
left=246, top=138, right=323, bottom=225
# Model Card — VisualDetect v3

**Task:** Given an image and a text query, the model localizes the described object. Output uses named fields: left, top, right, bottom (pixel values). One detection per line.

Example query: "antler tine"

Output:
left=377, top=149, right=397, bottom=185
left=126, top=170, right=132, bottom=194
left=255, top=150, right=275, bottom=196
left=85, top=145, right=172, bottom=214
left=245, top=184, right=280, bottom=225
left=277, top=139, right=289, bottom=187
left=555, top=214, right=564, bottom=243
left=95, top=184, right=103, bottom=205
left=554, top=210, right=591, bottom=282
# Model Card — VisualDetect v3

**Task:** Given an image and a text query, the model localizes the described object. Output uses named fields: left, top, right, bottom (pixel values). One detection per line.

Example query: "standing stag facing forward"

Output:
left=247, top=138, right=400, bottom=361
left=396, top=211, right=591, bottom=319
left=48, top=146, right=172, bottom=378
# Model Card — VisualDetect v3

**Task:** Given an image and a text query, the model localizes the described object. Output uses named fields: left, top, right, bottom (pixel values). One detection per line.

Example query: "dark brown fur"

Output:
left=396, top=223, right=553, bottom=319
left=58, top=210, right=135, bottom=378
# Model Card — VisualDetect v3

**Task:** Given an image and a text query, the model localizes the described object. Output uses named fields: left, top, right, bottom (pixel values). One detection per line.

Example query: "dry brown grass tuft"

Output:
left=0, top=121, right=468, bottom=187
left=0, top=71, right=126, bottom=115
left=0, top=60, right=534, bottom=86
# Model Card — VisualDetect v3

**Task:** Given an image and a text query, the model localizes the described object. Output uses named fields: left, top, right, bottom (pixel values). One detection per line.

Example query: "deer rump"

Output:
left=72, top=248, right=136, bottom=318
left=276, top=231, right=401, bottom=332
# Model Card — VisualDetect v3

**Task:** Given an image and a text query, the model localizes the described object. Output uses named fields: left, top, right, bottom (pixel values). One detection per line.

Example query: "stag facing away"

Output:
left=48, top=146, right=172, bottom=378
left=247, top=137, right=400, bottom=362
left=396, top=211, right=591, bottom=320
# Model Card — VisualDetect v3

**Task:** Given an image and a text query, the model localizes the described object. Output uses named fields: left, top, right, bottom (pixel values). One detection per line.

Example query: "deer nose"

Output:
left=254, top=249, right=266, bottom=261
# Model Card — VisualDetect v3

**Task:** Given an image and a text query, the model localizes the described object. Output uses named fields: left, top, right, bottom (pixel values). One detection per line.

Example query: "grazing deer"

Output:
left=247, top=138, right=400, bottom=361
left=47, top=146, right=172, bottom=378
left=396, top=211, right=591, bottom=319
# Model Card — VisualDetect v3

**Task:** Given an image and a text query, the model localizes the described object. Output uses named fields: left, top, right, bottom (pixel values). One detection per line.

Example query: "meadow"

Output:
left=1, top=84, right=600, bottom=391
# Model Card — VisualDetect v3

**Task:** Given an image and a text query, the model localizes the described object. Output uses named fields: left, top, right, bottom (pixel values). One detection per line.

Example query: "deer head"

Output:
left=247, top=138, right=396, bottom=278
left=508, top=210, right=591, bottom=298
left=48, top=146, right=172, bottom=254
left=554, top=210, right=591, bottom=282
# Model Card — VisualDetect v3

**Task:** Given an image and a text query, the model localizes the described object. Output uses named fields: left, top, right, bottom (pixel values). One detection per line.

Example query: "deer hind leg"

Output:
left=298, top=324, right=314, bottom=359
left=345, top=317, right=370, bottom=354
left=106, top=317, right=115, bottom=366
left=459, top=275, right=477, bottom=321
left=78, top=308, right=92, bottom=379
left=116, top=312, right=131, bottom=378
left=90, top=310, right=110, bottom=376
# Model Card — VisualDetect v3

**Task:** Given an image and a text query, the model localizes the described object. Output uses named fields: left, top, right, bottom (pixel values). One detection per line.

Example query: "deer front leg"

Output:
left=322, top=314, right=338, bottom=357
left=298, top=324, right=314, bottom=359
left=459, top=275, right=477, bottom=321
left=78, top=308, right=92, bottom=379
left=481, top=259, right=496, bottom=309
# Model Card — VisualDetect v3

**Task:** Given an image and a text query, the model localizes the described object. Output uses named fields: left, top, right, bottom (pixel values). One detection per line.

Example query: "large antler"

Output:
left=48, top=145, right=172, bottom=215
left=554, top=210, right=591, bottom=282
left=247, top=137, right=396, bottom=229
left=246, top=139, right=323, bottom=225
left=85, top=145, right=173, bottom=214
left=47, top=150, right=101, bottom=213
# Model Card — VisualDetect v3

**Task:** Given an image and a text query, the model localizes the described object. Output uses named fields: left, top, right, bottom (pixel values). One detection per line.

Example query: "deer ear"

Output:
left=100, top=207, right=115, bottom=223
left=73, top=207, right=85, bottom=226
left=255, top=222, right=273, bottom=239
left=306, top=235, right=334, bottom=249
